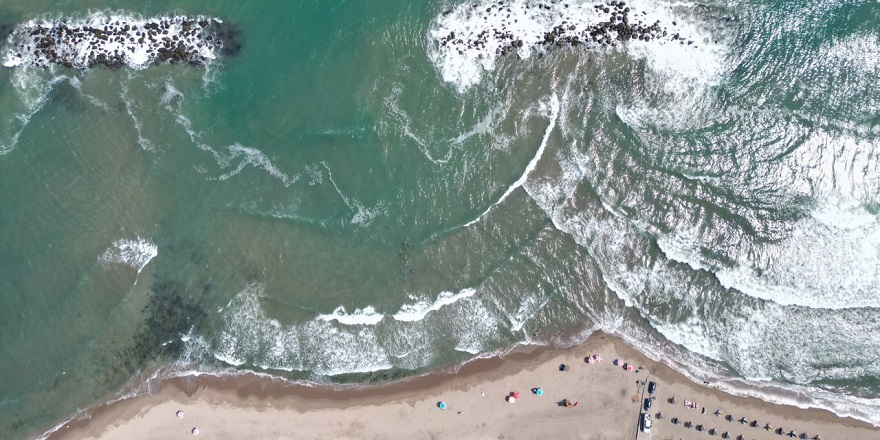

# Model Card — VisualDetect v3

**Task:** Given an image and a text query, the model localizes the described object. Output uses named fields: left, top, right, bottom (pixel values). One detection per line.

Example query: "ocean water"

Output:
left=1, top=0, right=879, bottom=437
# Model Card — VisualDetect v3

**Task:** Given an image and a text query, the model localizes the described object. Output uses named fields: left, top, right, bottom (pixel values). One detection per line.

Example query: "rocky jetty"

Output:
left=2, top=14, right=242, bottom=69
left=435, top=0, right=696, bottom=58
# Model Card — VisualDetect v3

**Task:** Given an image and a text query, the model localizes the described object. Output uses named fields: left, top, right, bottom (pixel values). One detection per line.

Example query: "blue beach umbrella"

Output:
left=438, top=401, right=447, bottom=410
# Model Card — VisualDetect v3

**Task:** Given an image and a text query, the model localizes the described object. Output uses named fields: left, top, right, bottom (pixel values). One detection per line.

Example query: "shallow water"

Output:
left=1, top=0, right=879, bottom=437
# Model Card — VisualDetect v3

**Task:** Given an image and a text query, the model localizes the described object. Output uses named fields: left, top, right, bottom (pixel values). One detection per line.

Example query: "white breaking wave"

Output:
left=319, top=306, right=385, bottom=325
left=98, top=237, right=158, bottom=273
left=613, top=0, right=730, bottom=130
left=428, top=0, right=718, bottom=91
left=393, top=288, right=477, bottom=322
left=309, top=287, right=480, bottom=325
left=657, top=195, right=880, bottom=309
left=208, top=284, right=501, bottom=375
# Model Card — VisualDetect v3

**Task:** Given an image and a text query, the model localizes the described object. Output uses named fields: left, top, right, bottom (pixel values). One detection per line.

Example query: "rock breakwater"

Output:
left=2, top=13, right=241, bottom=69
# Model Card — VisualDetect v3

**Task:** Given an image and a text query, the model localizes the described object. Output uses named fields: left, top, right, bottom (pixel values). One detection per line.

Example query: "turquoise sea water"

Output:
left=1, top=0, right=880, bottom=437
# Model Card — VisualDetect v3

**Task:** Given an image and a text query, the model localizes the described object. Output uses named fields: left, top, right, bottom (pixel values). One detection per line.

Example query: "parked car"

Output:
left=641, top=413, right=652, bottom=433
left=644, top=397, right=653, bottom=411
left=648, top=381, right=657, bottom=395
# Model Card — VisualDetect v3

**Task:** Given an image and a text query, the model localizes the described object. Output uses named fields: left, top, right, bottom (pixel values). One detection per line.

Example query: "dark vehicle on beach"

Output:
left=644, top=397, right=653, bottom=411
left=648, top=381, right=657, bottom=394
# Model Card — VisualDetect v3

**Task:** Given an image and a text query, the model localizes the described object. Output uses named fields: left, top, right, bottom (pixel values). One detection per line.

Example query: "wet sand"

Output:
left=46, top=332, right=877, bottom=440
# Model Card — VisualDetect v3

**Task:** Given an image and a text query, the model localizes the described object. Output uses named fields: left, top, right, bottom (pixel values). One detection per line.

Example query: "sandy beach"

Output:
left=46, top=332, right=877, bottom=440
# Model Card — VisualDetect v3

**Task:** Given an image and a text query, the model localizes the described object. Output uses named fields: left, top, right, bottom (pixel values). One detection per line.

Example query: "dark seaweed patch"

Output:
left=95, top=278, right=208, bottom=391
left=213, top=21, right=242, bottom=58
left=329, top=366, right=415, bottom=385
left=47, top=80, right=90, bottom=113
left=0, top=23, right=13, bottom=37
left=133, top=279, right=207, bottom=361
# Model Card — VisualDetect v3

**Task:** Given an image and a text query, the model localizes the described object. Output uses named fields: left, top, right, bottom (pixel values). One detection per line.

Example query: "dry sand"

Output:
left=46, top=333, right=877, bottom=440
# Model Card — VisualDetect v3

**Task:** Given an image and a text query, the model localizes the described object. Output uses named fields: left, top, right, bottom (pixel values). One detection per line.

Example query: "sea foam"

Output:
left=393, top=288, right=477, bottom=322
left=428, top=0, right=713, bottom=91
left=319, top=306, right=385, bottom=325
left=207, top=284, right=500, bottom=375
left=98, top=237, right=158, bottom=273
left=657, top=196, right=880, bottom=309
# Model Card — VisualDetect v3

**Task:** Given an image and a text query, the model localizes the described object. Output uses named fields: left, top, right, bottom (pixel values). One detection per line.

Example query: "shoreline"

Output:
left=43, top=331, right=877, bottom=440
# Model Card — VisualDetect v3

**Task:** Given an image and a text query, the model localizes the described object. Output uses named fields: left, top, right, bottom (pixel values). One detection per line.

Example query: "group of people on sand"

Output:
left=436, top=353, right=610, bottom=413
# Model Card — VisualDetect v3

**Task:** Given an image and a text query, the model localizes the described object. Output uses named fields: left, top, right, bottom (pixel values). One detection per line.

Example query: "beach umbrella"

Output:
left=438, top=401, right=447, bottom=410
left=191, top=428, right=199, bottom=436
left=535, top=388, right=543, bottom=396
left=765, top=423, right=773, bottom=431
left=512, top=391, right=521, bottom=399
left=725, top=414, right=733, bottom=422
left=721, top=432, right=729, bottom=439
left=613, top=359, right=620, bottom=366
left=507, top=396, right=516, bottom=403
left=626, top=364, right=634, bottom=371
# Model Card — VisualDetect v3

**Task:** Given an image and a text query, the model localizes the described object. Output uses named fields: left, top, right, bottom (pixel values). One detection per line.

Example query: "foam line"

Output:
left=464, top=93, right=559, bottom=227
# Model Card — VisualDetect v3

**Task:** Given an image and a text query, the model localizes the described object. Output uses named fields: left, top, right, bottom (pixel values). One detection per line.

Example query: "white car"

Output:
left=641, top=413, right=652, bottom=433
